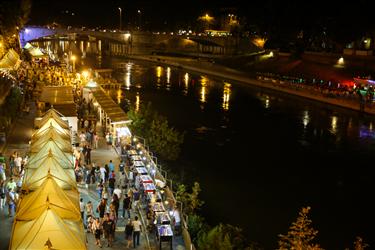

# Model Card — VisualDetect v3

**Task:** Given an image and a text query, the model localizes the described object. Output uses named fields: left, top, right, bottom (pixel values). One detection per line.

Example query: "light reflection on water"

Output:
left=32, top=39, right=375, bottom=248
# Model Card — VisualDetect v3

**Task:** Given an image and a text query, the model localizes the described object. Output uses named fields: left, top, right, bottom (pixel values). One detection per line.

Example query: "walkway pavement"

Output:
left=0, top=101, right=37, bottom=250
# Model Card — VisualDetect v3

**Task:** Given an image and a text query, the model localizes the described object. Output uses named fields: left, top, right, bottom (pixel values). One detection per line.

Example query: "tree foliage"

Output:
left=278, top=206, right=323, bottom=250
left=353, top=237, right=369, bottom=250
left=0, top=0, right=31, bottom=51
left=187, top=214, right=208, bottom=245
left=198, top=224, right=251, bottom=250
left=176, top=182, right=204, bottom=215
left=127, top=102, right=184, bottom=161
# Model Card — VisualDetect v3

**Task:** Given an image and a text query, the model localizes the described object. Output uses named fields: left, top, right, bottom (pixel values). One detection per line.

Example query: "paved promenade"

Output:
left=126, top=54, right=375, bottom=116
left=0, top=100, right=185, bottom=250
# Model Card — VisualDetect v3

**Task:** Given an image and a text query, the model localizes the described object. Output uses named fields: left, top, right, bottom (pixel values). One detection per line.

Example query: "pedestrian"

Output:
left=132, top=216, right=142, bottom=248
left=96, top=199, right=106, bottom=221
left=113, top=185, right=122, bottom=201
left=122, top=194, right=131, bottom=219
left=102, top=213, right=115, bottom=247
left=125, top=219, right=134, bottom=248
left=92, top=217, right=102, bottom=247
left=0, top=182, right=6, bottom=209
left=6, top=188, right=17, bottom=217
left=108, top=160, right=114, bottom=173
left=94, top=132, right=99, bottom=149
left=79, top=198, right=85, bottom=221
left=96, top=182, right=103, bottom=199
left=86, top=200, right=94, bottom=218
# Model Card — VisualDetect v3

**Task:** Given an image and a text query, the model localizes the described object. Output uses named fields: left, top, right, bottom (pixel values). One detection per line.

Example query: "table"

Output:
left=143, top=182, right=156, bottom=193
left=127, top=150, right=138, bottom=156
left=151, top=202, right=165, bottom=212
left=157, top=225, right=173, bottom=249
left=155, top=211, right=171, bottom=225
left=135, top=167, right=148, bottom=175
left=140, top=174, right=153, bottom=183
left=133, top=160, right=145, bottom=167
left=131, top=155, right=142, bottom=161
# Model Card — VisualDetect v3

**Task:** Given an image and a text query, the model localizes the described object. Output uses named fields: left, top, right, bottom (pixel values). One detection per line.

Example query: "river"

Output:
left=36, top=40, right=375, bottom=249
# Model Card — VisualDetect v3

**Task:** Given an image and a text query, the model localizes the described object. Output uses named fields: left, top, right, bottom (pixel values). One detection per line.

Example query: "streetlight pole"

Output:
left=118, top=7, right=122, bottom=31
left=137, top=10, right=141, bottom=30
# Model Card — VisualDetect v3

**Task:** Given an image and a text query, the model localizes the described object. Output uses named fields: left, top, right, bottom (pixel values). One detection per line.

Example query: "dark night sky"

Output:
left=27, top=0, right=374, bottom=40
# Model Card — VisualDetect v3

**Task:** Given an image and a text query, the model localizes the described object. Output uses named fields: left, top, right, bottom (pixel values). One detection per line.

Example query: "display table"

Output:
left=127, top=150, right=138, bottom=156
left=157, top=225, right=173, bottom=249
left=135, top=167, right=148, bottom=175
left=155, top=211, right=171, bottom=225
left=152, top=202, right=165, bottom=212
left=143, top=182, right=156, bottom=193
left=133, top=160, right=145, bottom=167
left=131, top=155, right=142, bottom=161
left=140, top=174, right=153, bottom=183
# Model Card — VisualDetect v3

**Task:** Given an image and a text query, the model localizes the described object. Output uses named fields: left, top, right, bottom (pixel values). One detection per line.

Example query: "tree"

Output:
left=147, top=117, right=184, bottom=161
left=278, top=207, right=323, bottom=250
left=127, top=102, right=184, bottom=161
left=187, top=214, right=208, bottom=245
left=0, top=0, right=31, bottom=51
left=198, top=224, right=251, bottom=250
left=353, top=237, right=369, bottom=250
left=176, top=182, right=204, bottom=215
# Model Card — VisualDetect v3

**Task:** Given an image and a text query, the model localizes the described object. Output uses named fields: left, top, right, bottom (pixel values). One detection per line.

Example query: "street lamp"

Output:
left=118, top=7, right=122, bottom=31
left=137, top=10, right=141, bottom=30
left=70, top=55, right=76, bottom=72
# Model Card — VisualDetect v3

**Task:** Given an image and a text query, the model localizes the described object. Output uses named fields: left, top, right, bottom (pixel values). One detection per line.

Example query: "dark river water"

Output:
left=36, top=40, right=375, bottom=249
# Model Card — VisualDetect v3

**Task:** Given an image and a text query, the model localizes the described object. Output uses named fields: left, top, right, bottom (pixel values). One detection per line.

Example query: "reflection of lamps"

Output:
left=70, top=55, right=76, bottom=72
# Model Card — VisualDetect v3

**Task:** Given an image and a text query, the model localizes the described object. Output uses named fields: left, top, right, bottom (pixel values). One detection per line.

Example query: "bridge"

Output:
left=20, top=26, right=261, bottom=56
left=19, top=26, right=132, bottom=47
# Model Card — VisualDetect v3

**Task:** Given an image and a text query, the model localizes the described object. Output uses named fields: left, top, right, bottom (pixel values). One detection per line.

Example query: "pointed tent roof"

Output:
left=27, top=146, right=73, bottom=169
left=10, top=207, right=86, bottom=250
left=32, top=122, right=71, bottom=141
left=37, top=117, right=70, bottom=135
left=30, top=136, right=72, bottom=154
left=39, top=108, right=69, bottom=128
left=23, top=163, right=76, bottom=191
left=17, top=176, right=80, bottom=221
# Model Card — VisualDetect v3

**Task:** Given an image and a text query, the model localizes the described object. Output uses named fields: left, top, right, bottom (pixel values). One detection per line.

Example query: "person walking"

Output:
left=0, top=182, right=6, bottom=209
left=79, top=198, right=85, bottom=221
left=132, top=216, right=142, bottom=248
left=122, top=194, right=132, bottom=219
left=125, top=219, right=134, bottom=248
left=86, top=200, right=94, bottom=218
left=6, top=188, right=17, bottom=217
left=102, top=213, right=115, bottom=247
left=92, top=217, right=102, bottom=248
left=96, top=199, right=106, bottom=221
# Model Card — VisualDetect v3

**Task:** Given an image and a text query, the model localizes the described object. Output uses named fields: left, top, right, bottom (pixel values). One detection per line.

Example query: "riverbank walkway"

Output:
left=125, top=54, right=375, bottom=116
left=0, top=100, right=186, bottom=250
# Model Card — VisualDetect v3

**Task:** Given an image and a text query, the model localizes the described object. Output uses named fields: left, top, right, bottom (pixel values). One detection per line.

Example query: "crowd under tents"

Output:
left=9, top=108, right=86, bottom=250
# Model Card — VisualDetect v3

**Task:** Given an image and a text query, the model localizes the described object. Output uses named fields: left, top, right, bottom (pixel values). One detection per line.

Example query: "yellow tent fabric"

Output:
left=30, top=136, right=72, bottom=154
left=23, top=166, right=76, bottom=191
left=32, top=123, right=71, bottom=141
left=38, top=108, right=70, bottom=128
left=17, top=176, right=80, bottom=221
left=10, top=207, right=86, bottom=250
left=0, top=49, right=21, bottom=70
left=27, top=146, right=73, bottom=168
left=37, top=117, right=70, bottom=134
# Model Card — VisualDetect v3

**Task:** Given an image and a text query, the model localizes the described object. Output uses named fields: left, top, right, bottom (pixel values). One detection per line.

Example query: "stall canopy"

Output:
left=30, top=136, right=72, bottom=154
left=23, top=165, right=76, bottom=191
left=17, top=177, right=80, bottom=221
left=10, top=207, right=86, bottom=250
left=90, top=87, right=130, bottom=124
left=24, top=42, right=46, bottom=58
left=0, top=49, right=21, bottom=70
left=32, top=123, right=71, bottom=140
left=27, top=147, right=73, bottom=168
